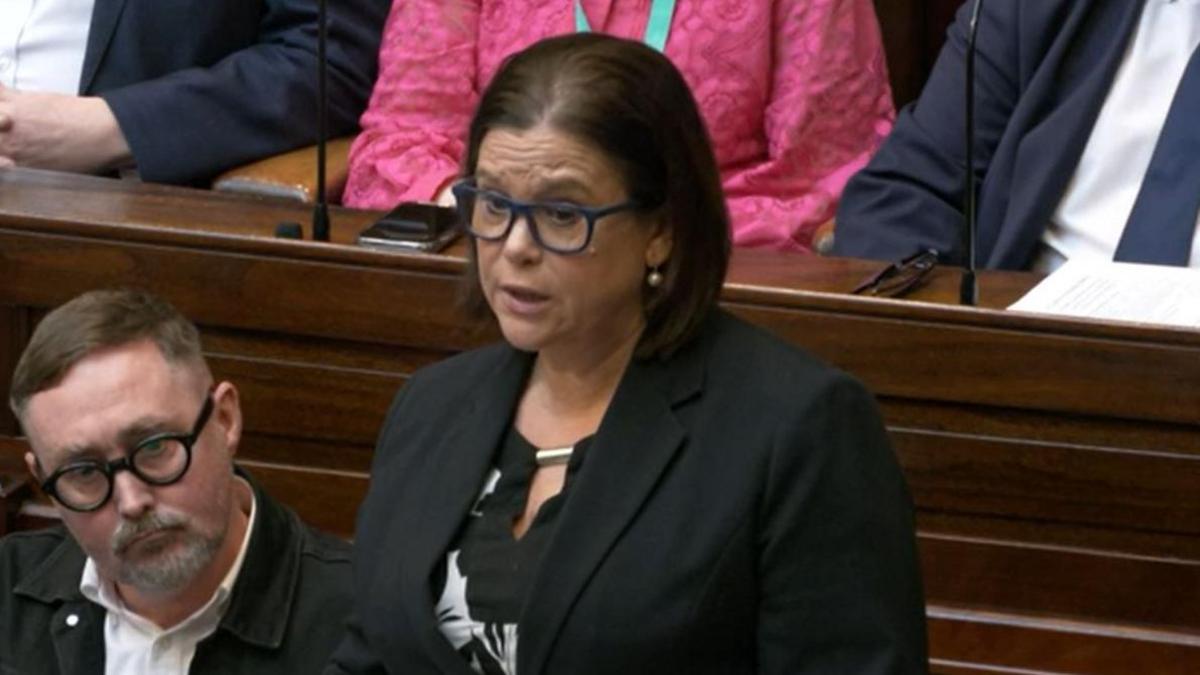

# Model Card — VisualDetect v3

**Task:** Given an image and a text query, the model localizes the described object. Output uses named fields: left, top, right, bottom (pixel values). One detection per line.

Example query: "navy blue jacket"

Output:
left=83, top=0, right=388, bottom=184
left=834, top=1, right=1148, bottom=269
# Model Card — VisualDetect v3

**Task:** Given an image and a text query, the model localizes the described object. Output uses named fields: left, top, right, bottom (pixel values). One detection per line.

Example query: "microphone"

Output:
left=960, top=0, right=985, bottom=306
left=311, top=0, right=331, bottom=242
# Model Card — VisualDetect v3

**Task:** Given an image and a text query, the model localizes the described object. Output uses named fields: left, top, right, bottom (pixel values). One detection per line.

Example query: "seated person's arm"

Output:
left=342, top=1, right=483, bottom=209
left=832, top=1, right=1020, bottom=264
left=0, top=84, right=131, bottom=172
left=98, top=0, right=387, bottom=184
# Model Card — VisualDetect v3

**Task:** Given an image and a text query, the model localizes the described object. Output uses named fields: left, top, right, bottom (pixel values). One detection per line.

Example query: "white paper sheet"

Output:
left=1008, top=260, right=1200, bottom=328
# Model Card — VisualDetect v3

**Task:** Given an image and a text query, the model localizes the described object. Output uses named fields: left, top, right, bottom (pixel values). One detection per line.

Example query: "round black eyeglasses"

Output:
left=39, top=395, right=214, bottom=513
left=451, top=179, right=642, bottom=255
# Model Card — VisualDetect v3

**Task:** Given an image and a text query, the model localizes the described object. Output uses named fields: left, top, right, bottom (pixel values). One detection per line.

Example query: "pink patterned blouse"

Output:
left=343, top=0, right=895, bottom=253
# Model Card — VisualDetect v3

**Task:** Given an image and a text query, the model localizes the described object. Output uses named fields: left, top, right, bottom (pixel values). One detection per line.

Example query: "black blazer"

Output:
left=81, top=0, right=387, bottom=184
left=834, top=0, right=1147, bottom=269
left=329, top=311, right=927, bottom=674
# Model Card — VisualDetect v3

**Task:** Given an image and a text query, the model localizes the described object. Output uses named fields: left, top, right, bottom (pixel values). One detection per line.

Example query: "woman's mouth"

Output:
left=499, top=285, right=550, bottom=316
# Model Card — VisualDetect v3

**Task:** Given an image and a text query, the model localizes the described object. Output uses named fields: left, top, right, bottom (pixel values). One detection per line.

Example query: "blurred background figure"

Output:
left=343, top=0, right=894, bottom=253
left=835, top=0, right=1200, bottom=271
left=0, top=0, right=387, bottom=184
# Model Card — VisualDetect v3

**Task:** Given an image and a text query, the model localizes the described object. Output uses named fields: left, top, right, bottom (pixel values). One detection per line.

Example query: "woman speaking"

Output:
left=329, top=33, right=926, bottom=674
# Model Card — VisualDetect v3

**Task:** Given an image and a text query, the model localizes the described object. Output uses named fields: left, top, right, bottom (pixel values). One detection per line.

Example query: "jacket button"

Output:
left=65, top=614, right=80, bottom=627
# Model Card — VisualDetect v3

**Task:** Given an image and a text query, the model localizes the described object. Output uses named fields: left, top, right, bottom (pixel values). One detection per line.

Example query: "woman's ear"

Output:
left=645, top=216, right=674, bottom=268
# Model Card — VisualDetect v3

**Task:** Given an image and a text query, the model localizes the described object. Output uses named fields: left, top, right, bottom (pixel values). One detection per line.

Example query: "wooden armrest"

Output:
left=813, top=218, right=836, bottom=256
left=213, top=136, right=355, bottom=204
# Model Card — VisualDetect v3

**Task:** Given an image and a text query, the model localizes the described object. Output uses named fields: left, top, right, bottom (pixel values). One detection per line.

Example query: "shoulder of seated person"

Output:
left=0, top=526, right=79, bottom=586
left=297, top=524, right=353, bottom=567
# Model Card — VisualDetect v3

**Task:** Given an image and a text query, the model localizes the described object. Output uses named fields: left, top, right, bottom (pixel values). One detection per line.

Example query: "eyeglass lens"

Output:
left=45, top=394, right=212, bottom=511
left=52, top=439, right=191, bottom=510
left=463, top=190, right=591, bottom=253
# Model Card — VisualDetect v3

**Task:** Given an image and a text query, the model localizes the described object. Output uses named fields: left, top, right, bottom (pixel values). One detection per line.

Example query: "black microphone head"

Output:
left=275, top=221, right=304, bottom=239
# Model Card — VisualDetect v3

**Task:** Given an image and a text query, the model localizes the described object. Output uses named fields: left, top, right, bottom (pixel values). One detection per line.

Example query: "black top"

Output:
left=435, top=429, right=592, bottom=673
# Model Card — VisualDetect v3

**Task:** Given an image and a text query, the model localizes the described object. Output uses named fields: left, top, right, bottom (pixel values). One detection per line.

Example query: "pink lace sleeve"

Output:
left=343, top=1, right=481, bottom=209
left=722, top=0, right=895, bottom=252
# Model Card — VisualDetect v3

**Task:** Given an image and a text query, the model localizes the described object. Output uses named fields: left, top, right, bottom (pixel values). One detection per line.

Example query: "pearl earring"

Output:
left=646, top=266, right=664, bottom=288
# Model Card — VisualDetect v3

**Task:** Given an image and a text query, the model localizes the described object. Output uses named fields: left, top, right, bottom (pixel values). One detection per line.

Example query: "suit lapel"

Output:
left=992, top=0, right=1146, bottom=267
left=395, top=347, right=532, bottom=674
left=518, top=343, right=706, bottom=674
left=79, top=0, right=128, bottom=94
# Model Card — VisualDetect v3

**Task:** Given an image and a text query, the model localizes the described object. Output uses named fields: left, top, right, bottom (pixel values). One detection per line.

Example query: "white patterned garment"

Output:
left=435, top=468, right=520, bottom=675
left=434, top=429, right=589, bottom=675
left=436, top=548, right=520, bottom=674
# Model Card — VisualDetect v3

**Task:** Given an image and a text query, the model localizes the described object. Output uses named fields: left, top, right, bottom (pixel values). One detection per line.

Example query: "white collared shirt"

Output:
left=1038, top=0, right=1200, bottom=271
left=0, top=0, right=94, bottom=93
left=80, top=483, right=257, bottom=675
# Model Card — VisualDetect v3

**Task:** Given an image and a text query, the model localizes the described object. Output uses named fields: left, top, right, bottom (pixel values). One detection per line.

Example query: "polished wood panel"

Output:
left=876, top=0, right=963, bottom=107
left=928, top=611, right=1200, bottom=675
left=876, top=0, right=926, bottom=106
left=0, top=437, right=31, bottom=537
left=3, top=169, right=1199, bottom=672
left=0, top=307, right=28, bottom=436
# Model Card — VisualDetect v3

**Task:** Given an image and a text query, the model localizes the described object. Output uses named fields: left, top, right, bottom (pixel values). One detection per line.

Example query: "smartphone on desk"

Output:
left=358, top=202, right=459, bottom=252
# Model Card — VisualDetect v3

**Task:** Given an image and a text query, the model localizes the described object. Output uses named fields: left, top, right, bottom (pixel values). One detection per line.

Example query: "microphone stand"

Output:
left=312, top=0, right=331, bottom=242
left=960, top=0, right=985, bottom=306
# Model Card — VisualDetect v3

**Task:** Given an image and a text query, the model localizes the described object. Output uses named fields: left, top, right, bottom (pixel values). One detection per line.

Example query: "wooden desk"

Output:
left=2, top=169, right=1198, bottom=673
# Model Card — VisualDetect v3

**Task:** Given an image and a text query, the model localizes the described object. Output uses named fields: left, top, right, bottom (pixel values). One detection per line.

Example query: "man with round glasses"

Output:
left=0, top=288, right=353, bottom=674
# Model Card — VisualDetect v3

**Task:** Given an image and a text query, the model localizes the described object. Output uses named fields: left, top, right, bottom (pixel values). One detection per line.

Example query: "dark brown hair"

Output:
left=460, top=33, right=731, bottom=359
left=9, top=288, right=206, bottom=421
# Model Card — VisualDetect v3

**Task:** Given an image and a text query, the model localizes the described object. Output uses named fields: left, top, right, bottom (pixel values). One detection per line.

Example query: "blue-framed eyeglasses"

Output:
left=39, top=394, right=214, bottom=512
left=451, top=178, right=643, bottom=255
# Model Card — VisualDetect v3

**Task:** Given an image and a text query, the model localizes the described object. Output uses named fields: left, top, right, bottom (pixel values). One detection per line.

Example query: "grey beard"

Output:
left=111, top=511, right=225, bottom=594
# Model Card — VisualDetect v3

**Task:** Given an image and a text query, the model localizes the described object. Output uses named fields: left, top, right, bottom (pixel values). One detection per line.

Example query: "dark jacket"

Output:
left=328, top=310, right=927, bottom=674
left=83, top=0, right=388, bottom=184
left=834, top=0, right=1148, bottom=269
left=0, top=471, right=353, bottom=674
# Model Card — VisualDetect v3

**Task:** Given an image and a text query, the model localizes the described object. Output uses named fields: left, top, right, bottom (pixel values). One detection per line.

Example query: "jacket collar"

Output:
left=12, top=528, right=89, bottom=604
left=399, top=345, right=534, bottom=674
left=214, top=469, right=304, bottom=649
left=517, top=335, right=704, bottom=675
left=396, top=315, right=714, bottom=674
left=79, top=0, right=128, bottom=94
left=11, top=467, right=301, bottom=651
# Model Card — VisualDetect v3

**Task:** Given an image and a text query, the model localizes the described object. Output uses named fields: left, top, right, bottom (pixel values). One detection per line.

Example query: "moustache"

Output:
left=110, top=510, right=188, bottom=554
